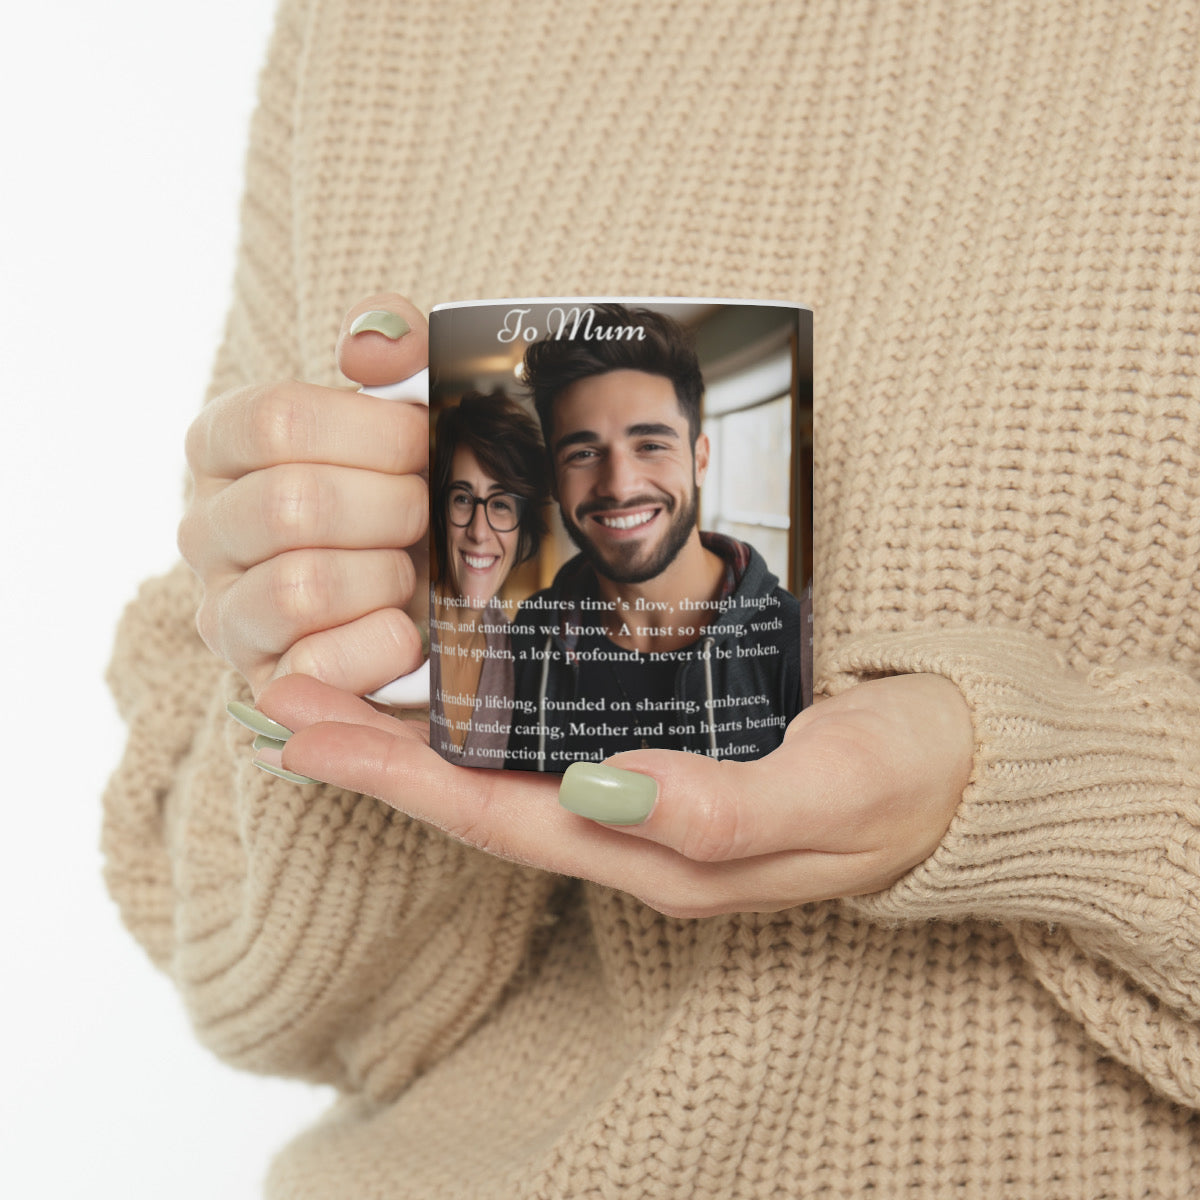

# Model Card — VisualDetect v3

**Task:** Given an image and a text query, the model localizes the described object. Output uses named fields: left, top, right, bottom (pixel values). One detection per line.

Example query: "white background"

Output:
left=0, top=4, right=337, bottom=1196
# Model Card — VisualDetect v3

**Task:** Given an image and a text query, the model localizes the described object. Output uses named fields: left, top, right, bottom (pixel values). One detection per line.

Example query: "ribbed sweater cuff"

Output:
left=821, top=628, right=1200, bottom=939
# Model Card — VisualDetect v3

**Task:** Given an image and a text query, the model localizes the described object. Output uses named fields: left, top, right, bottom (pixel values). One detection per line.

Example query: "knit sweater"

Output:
left=103, top=1, right=1200, bottom=1196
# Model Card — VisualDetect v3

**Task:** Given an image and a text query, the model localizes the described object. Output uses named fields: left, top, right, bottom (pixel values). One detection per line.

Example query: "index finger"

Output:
left=187, top=380, right=430, bottom=481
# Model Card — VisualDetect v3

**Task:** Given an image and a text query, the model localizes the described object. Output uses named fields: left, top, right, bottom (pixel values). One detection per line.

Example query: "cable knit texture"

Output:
left=103, top=1, right=1200, bottom=1195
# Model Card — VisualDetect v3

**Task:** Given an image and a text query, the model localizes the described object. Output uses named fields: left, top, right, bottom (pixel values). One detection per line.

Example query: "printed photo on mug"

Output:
left=425, top=298, right=813, bottom=772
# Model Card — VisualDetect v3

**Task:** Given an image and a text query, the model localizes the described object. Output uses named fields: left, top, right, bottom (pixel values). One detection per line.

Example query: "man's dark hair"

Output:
left=431, top=390, right=549, bottom=583
left=521, top=304, right=704, bottom=450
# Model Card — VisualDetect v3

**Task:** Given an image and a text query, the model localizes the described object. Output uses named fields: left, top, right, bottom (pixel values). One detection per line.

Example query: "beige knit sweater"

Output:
left=103, top=1, right=1200, bottom=1195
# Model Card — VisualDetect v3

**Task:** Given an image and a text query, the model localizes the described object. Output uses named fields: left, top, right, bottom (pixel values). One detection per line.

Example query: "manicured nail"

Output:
left=226, top=701, right=292, bottom=741
left=559, top=762, right=658, bottom=825
left=253, top=759, right=319, bottom=786
left=252, top=734, right=288, bottom=753
left=349, top=309, right=411, bottom=339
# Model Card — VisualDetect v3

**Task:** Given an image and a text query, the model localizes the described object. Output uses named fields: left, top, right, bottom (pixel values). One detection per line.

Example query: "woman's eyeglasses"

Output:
left=446, top=486, right=524, bottom=532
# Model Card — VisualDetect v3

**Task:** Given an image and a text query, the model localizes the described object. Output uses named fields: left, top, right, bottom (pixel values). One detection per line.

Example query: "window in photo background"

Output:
left=701, top=343, right=803, bottom=592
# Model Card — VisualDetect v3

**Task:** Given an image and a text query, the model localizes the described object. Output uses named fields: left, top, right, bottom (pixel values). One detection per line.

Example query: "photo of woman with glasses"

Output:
left=428, top=390, right=549, bottom=766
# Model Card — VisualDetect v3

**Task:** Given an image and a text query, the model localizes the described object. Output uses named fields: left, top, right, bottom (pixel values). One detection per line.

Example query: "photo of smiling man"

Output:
left=503, top=301, right=811, bottom=771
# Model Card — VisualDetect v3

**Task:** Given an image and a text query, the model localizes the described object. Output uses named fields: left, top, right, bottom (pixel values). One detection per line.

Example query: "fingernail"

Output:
left=253, top=734, right=288, bottom=753
left=226, top=701, right=293, bottom=741
left=350, top=309, right=411, bottom=339
left=253, top=759, right=320, bottom=786
left=558, top=762, right=658, bottom=825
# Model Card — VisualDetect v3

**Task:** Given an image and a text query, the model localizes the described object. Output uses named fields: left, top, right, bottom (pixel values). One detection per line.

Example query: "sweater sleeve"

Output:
left=825, top=626, right=1200, bottom=1109
left=101, top=0, right=557, bottom=1101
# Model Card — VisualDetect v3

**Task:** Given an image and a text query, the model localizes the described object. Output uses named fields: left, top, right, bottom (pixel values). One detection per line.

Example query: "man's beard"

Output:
left=561, top=487, right=698, bottom=585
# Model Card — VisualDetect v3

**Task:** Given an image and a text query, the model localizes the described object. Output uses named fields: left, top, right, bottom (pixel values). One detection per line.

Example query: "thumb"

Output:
left=336, top=293, right=429, bottom=388
left=557, top=748, right=784, bottom=862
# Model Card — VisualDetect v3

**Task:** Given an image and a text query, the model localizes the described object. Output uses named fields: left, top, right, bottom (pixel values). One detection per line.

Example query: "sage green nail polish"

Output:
left=349, top=309, right=411, bottom=339
left=253, top=734, right=288, bottom=753
left=253, top=759, right=319, bottom=786
left=226, top=701, right=292, bottom=741
left=559, top=762, right=658, bottom=825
